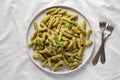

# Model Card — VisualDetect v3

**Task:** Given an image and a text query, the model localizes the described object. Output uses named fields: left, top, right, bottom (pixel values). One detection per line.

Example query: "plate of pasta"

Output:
left=26, top=5, right=94, bottom=74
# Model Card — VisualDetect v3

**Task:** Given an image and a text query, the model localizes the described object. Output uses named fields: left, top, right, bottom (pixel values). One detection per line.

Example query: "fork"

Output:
left=92, top=25, right=114, bottom=65
left=100, top=25, right=114, bottom=63
left=92, top=22, right=106, bottom=65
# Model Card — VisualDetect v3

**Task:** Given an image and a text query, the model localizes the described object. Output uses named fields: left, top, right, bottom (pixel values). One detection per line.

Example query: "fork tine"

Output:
left=99, top=22, right=106, bottom=27
left=99, top=22, right=106, bottom=31
left=107, top=25, right=114, bottom=32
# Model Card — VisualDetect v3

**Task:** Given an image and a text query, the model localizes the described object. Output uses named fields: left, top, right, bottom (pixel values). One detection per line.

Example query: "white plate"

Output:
left=26, top=5, right=94, bottom=74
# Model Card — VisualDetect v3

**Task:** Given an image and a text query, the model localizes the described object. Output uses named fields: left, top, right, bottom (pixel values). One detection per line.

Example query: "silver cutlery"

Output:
left=92, top=22, right=114, bottom=65
left=100, top=25, right=114, bottom=63
left=92, top=22, right=106, bottom=65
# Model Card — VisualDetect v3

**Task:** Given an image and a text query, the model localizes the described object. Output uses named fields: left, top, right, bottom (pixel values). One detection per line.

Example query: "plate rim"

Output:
left=25, top=5, right=95, bottom=74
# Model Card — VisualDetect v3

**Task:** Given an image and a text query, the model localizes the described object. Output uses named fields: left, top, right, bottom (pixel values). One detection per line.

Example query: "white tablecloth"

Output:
left=0, top=0, right=120, bottom=80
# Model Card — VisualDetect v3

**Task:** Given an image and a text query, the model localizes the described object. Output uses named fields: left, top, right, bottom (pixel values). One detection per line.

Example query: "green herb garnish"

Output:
left=59, top=41, right=64, bottom=47
left=64, top=22, right=72, bottom=29
left=68, top=56, right=74, bottom=62
left=36, top=41, right=43, bottom=47
left=53, top=36, right=64, bottom=47
left=53, top=36, right=59, bottom=43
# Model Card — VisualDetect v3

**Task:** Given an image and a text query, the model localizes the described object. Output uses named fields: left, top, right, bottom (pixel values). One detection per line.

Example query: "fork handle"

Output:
left=92, top=32, right=105, bottom=65
left=92, top=46, right=102, bottom=65
left=92, top=33, right=111, bottom=65
left=100, top=32, right=106, bottom=64
left=100, top=32, right=112, bottom=64
left=100, top=41, right=106, bottom=64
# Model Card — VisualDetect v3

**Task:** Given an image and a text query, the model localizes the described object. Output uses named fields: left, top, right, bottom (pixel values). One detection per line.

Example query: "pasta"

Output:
left=28, top=7, right=93, bottom=71
left=86, top=28, right=92, bottom=39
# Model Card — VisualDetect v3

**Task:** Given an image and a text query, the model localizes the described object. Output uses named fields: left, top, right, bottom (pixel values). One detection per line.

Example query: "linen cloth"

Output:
left=0, top=0, right=120, bottom=80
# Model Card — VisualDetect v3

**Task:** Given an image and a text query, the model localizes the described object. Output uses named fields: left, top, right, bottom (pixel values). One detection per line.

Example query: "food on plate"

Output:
left=28, top=7, right=93, bottom=71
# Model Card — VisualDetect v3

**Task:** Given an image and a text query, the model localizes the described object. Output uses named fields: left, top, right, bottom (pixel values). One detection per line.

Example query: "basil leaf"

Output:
left=64, top=22, right=72, bottom=29
left=36, top=41, right=43, bottom=47
left=53, top=36, right=64, bottom=47
left=68, top=56, right=74, bottom=62
left=58, top=41, right=64, bottom=47
left=53, top=36, right=59, bottom=43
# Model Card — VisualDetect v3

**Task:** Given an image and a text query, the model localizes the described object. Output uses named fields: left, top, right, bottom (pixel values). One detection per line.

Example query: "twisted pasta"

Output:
left=28, top=7, right=93, bottom=71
